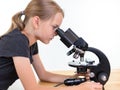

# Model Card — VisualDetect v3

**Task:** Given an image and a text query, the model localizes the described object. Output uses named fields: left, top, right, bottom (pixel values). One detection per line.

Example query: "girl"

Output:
left=0, top=0, right=102, bottom=90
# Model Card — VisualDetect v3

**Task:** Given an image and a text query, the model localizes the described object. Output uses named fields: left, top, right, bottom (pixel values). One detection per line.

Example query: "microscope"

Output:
left=56, top=28, right=111, bottom=90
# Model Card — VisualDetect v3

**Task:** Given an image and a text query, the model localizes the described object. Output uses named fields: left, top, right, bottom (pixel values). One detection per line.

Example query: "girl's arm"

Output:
left=13, top=56, right=103, bottom=90
left=13, top=56, right=69, bottom=90
left=13, top=56, right=39, bottom=90
left=32, top=54, right=73, bottom=83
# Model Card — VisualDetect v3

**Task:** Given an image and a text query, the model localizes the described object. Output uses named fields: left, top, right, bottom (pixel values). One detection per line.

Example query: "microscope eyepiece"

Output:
left=56, top=28, right=88, bottom=51
left=56, top=28, right=74, bottom=48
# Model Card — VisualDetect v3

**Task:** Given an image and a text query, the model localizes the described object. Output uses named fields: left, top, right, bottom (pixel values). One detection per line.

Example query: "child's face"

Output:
left=36, top=13, right=63, bottom=44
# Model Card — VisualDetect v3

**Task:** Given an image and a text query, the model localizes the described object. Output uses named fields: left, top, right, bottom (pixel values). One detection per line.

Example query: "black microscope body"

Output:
left=56, top=28, right=111, bottom=89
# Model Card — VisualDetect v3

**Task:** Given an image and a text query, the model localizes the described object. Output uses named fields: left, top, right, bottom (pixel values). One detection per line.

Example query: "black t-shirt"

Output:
left=0, top=28, right=38, bottom=90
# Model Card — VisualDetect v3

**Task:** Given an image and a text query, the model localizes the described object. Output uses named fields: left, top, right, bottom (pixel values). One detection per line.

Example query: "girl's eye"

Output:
left=52, top=25, right=59, bottom=30
left=53, top=26, right=56, bottom=29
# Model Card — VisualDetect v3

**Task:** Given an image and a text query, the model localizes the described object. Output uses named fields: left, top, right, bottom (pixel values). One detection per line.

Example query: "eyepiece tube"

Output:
left=56, top=28, right=79, bottom=48
left=56, top=28, right=73, bottom=48
left=56, top=28, right=88, bottom=51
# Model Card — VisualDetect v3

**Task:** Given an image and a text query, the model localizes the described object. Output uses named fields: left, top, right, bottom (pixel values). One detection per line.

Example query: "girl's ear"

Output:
left=32, top=16, right=41, bottom=29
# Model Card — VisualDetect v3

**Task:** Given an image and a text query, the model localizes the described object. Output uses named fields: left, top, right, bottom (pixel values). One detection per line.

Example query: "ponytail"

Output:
left=8, top=11, right=25, bottom=32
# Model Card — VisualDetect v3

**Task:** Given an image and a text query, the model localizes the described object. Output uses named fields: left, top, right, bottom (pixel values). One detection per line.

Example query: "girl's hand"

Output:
left=78, top=81, right=103, bottom=90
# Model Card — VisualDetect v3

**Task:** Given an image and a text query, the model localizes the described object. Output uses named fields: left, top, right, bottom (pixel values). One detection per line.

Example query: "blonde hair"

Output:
left=3, top=0, right=64, bottom=35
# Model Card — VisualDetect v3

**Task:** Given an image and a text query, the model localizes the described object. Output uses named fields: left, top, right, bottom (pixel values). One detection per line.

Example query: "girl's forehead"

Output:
left=39, top=13, right=63, bottom=27
left=50, top=13, right=63, bottom=25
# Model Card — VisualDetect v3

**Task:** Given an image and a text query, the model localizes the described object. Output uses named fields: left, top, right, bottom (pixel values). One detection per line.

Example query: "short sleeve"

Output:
left=0, top=33, right=30, bottom=58
left=30, top=42, right=38, bottom=55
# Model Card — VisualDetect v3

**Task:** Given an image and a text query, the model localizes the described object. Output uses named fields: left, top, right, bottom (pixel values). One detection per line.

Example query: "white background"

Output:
left=0, top=0, right=120, bottom=90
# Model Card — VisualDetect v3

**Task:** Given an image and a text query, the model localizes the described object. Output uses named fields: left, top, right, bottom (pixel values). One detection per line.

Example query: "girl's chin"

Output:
left=43, top=40, right=50, bottom=44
